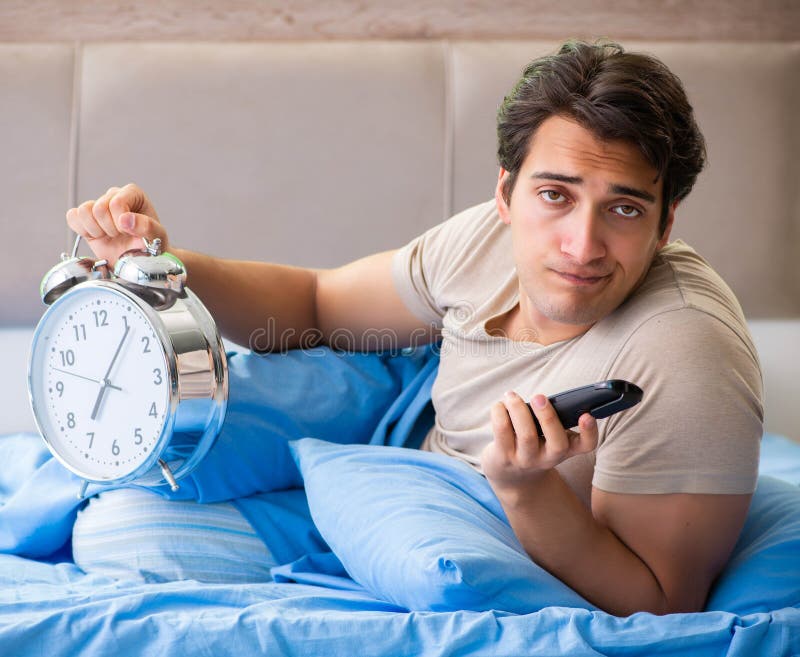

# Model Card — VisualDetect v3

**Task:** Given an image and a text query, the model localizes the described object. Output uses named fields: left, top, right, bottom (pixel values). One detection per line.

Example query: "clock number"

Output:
left=73, top=324, right=87, bottom=341
left=153, top=368, right=162, bottom=385
left=111, top=439, right=120, bottom=456
left=134, top=428, right=143, bottom=445
left=93, top=309, right=109, bottom=327
left=55, top=381, right=64, bottom=397
left=59, top=349, right=76, bottom=367
left=148, top=402, right=158, bottom=418
left=141, top=336, right=151, bottom=353
left=86, top=431, right=95, bottom=449
left=67, top=412, right=76, bottom=429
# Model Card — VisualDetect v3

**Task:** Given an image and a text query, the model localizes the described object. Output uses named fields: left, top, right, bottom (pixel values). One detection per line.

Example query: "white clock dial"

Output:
left=29, top=285, right=172, bottom=481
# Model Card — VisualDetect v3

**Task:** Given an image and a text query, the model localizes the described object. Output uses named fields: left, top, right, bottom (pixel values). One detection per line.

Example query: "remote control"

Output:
left=528, top=379, right=643, bottom=437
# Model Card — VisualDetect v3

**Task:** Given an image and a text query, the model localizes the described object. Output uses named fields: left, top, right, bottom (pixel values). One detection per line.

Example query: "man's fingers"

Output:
left=75, top=200, right=105, bottom=239
left=573, top=413, right=599, bottom=455
left=91, top=187, right=122, bottom=238
left=504, top=391, right=541, bottom=465
left=108, top=183, right=152, bottom=221
left=490, top=401, right=517, bottom=458
left=529, top=394, right=571, bottom=462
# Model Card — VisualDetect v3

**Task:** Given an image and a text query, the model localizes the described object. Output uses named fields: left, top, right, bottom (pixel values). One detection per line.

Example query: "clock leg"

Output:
left=158, top=459, right=180, bottom=492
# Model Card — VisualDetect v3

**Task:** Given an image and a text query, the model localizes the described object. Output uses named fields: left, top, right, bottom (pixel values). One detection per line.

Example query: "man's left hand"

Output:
left=481, top=391, right=599, bottom=494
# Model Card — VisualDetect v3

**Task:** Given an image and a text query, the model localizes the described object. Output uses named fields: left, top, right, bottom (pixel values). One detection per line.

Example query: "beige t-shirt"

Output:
left=391, top=200, right=763, bottom=500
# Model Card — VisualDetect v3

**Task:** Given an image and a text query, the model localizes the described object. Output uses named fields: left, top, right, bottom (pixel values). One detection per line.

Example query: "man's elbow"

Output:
left=642, top=584, right=710, bottom=616
left=604, top=578, right=710, bottom=617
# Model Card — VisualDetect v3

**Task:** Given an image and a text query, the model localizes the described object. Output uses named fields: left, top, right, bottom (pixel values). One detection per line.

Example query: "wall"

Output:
left=0, top=0, right=797, bottom=42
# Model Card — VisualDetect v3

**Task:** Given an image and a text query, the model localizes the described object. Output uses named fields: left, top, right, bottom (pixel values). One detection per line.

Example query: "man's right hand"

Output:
left=66, top=184, right=170, bottom=266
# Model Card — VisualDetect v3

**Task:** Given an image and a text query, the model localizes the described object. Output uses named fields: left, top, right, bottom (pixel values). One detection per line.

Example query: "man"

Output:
left=67, top=41, right=762, bottom=616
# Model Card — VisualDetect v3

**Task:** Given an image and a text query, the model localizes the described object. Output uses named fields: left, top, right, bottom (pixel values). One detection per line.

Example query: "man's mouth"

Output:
left=552, top=269, right=611, bottom=286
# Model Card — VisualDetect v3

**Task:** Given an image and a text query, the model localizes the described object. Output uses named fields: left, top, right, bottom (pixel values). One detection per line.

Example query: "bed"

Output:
left=1, top=343, right=800, bottom=656
left=1, top=35, right=799, bottom=657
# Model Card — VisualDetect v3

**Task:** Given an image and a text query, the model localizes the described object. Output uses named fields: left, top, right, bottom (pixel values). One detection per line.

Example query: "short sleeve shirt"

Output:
left=391, top=200, right=763, bottom=499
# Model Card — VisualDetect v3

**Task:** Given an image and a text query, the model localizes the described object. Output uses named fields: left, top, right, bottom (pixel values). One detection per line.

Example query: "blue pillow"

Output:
left=289, top=438, right=595, bottom=613
left=705, top=475, right=800, bottom=614
left=168, top=346, right=433, bottom=503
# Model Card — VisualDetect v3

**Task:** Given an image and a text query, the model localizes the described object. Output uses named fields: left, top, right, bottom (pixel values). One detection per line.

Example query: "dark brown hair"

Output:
left=497, top=40, right=706, bottom=235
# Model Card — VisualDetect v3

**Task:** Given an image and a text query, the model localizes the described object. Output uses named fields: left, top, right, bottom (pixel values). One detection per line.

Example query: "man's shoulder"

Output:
left=591, top=241, right=758, bottom=373
left=618, top=240, right=750, bottom=340
left=649, top=240, right=741, bottom=310
left=411, top=199, right=513, bottom=300
left=437, top=199, right=503, bottom=244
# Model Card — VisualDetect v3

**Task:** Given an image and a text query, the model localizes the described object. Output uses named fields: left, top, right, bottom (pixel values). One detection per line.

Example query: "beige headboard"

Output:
left=1, top=3, right=798, bottom=437
left=4, top=40, right=799, bottom=325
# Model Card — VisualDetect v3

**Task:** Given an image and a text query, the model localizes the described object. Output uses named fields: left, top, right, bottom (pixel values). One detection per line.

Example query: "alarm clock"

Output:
left=28, top=235, right=228, bottom=498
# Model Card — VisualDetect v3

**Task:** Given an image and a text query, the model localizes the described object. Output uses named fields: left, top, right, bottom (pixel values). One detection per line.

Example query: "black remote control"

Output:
left=528, top=379, right=643, bottom=437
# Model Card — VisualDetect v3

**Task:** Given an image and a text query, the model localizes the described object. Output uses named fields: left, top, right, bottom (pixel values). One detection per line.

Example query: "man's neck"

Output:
left=486, top=299, right=594, bottom=347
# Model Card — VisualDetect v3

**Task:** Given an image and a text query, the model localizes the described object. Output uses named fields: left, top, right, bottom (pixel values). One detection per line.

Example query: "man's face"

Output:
left=496, top=115, right=674, bottom=343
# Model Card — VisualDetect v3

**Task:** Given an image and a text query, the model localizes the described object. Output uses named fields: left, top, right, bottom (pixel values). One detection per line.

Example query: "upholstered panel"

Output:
left=76, top=42, right=447, bottom=268
left=450, top=41, right=800, bottom=318
left=0, top=44, right=75, bottom=326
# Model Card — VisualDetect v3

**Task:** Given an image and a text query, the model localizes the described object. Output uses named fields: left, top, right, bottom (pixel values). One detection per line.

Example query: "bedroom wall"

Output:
left=0, top=1, right=797, bottom=439
left=0, top=0, right=796, bottom=41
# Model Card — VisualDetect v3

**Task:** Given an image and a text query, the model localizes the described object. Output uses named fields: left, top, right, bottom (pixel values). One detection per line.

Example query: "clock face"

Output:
left=29, top=284, right=172, bottom=481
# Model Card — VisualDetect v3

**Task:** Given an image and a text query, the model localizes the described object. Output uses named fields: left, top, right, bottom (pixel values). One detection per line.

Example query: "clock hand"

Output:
left=90, top=324, right=131, bottom=421
left=102, top=324, right=131, bottom=382
left=90, top=382, right=108, bottom=421
left=52, top=367, right=122, bottom=391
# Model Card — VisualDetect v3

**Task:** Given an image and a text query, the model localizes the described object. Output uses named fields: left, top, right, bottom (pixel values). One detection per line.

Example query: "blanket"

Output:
left=2, top=347, right=799, bottom=656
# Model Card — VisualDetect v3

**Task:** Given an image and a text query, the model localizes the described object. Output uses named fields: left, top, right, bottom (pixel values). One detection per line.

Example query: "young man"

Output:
left=67, top=41, right=762, bottom=616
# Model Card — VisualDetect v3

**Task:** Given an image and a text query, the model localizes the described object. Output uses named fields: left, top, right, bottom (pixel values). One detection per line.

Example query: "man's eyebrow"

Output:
left=530, top=171, right=583, bottom=185
left=609, top=184, right=656, bottom=204
left=530, top=171, right=656, bottom=204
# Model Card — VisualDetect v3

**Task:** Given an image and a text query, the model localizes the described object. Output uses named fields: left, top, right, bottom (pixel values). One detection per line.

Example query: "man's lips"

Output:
left=551, top=269, right=612, bottom=286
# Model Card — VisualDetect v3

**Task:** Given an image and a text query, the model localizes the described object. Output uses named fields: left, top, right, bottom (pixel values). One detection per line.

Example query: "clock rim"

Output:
left=27, top=280, right=180, bottom=484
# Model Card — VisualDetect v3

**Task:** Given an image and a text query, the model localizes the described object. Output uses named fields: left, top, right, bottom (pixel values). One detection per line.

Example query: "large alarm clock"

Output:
left=28, top=235, right=228, bottom=498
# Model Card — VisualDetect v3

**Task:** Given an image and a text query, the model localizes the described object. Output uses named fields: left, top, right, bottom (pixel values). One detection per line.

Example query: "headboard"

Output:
left=1, top=30, right=798, bottom=438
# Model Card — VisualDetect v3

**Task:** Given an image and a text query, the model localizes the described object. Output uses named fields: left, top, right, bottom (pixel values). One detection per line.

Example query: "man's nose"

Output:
left=560, top=208, right=606, bottom=265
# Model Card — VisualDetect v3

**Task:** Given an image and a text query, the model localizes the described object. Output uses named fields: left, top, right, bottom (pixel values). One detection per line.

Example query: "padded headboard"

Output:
left=1, top=39, right=798, bottom=438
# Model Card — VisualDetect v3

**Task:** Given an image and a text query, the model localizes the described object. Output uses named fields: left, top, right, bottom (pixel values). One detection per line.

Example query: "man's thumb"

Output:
left=119, top=212, right=162, bottom=240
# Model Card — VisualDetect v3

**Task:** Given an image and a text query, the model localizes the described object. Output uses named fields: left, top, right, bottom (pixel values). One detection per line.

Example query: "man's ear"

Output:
left=657, top=200, right=678, bottom=248
left=495, top=169, right=512, bottom=224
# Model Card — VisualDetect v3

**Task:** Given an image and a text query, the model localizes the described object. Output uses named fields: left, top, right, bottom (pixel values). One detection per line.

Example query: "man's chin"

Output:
left=536, top=298, right=613, bottom=327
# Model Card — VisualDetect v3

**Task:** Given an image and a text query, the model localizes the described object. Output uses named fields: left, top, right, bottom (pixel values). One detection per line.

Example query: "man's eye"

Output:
left=539, top=190, right=566, bottom=203
left=611, top=205, right=641, bottom=218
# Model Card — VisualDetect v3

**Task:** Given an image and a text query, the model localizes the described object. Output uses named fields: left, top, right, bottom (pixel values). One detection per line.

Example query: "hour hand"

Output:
left=90, top=383, right=108, bottom=421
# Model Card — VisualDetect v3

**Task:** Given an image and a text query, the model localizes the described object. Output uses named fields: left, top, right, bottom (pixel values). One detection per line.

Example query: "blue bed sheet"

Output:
left=0, top=554, right=797, bottom=657
left=2, top=347, right=800, bottom=656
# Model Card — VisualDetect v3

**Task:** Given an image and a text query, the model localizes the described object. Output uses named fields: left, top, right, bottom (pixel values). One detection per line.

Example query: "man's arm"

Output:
left=67, top=184, right=436, bottom=352
left=481, top=392, right=751, bottom=616
left=172, top=248, right=436, bottom=352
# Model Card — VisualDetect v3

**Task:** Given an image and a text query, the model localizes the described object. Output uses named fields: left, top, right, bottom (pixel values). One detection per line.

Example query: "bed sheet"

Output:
left=0, top=551, right=798, bottom=657
left=2, top=345, right=799, bottom=656
left=0, top=433, right=797, bottom=657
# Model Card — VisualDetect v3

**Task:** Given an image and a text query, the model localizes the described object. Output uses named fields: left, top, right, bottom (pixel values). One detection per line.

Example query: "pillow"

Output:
left=166, top=346, right=435, bottom=503
left=705, top=475, right=800, bottom=614
left=759, top=433, right=800, bottom=486
left=289, top=438, right=595, bottom=613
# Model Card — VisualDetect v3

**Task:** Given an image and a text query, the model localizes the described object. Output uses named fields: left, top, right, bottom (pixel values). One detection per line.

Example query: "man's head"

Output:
left=497, top=40, right=706, bottom=237
left=492, top=41, right=706, bottom=344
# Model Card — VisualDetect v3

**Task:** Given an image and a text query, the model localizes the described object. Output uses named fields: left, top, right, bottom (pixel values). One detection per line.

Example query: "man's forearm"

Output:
left=494, top=470, right=672, bottom=617
left=172, top=248, right=319, bottom=351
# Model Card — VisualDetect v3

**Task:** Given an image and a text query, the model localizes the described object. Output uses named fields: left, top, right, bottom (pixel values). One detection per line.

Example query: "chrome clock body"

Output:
left=28, top=237, right=227, bottom=493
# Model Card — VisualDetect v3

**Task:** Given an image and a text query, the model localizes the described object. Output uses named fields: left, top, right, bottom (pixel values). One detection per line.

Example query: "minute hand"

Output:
left=102, top=324, right=130, bottom=382
left=90, top=325, right=130, bottom=421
